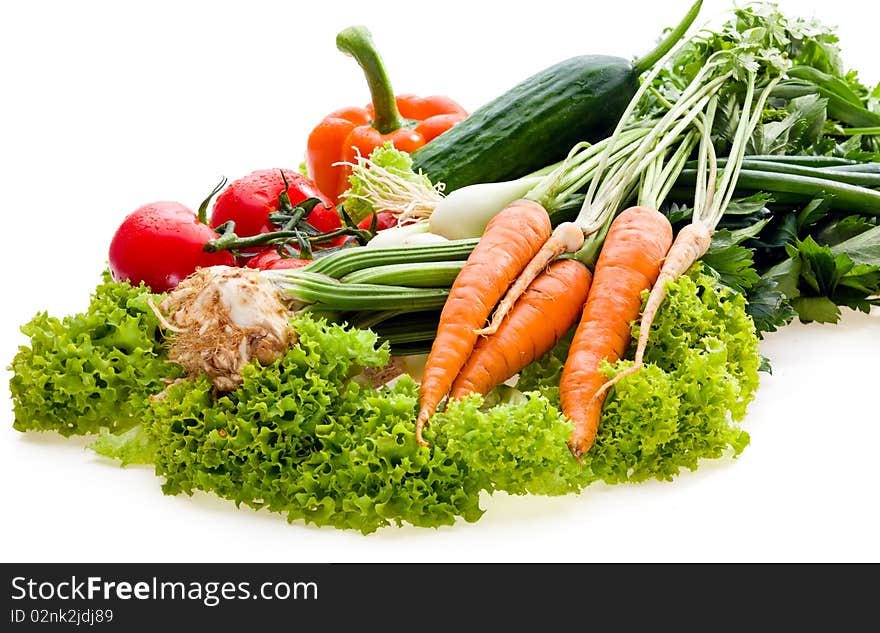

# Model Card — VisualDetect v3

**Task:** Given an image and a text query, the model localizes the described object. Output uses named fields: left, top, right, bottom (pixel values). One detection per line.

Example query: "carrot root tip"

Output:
left=566, top=441, right=585, bottom=465
left=415, top=428, right=431, bottom=447
left=415, top=412, right=432, bottom=447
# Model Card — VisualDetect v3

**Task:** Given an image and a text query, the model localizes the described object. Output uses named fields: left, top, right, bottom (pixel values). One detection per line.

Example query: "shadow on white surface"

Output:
left=17, top=431, right=93, bottom=449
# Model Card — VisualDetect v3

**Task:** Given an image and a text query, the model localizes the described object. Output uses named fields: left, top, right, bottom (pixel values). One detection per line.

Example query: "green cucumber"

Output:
left=411, top=56, right=638, bottom=191
left=410, top=1, right=703, bottom=192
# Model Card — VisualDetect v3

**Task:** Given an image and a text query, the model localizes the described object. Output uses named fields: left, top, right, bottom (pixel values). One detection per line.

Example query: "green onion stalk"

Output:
left=340, top=126, right=655, bottom=242
left=261, top=240, right=477, bottom=351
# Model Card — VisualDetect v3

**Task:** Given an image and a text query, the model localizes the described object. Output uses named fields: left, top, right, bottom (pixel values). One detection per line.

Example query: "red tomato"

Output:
left=210, top=169, right=342, bottom=240
left=108, top=201, right=234, bottom=292
left=357, top=211, right=398, bottom=232
left=245, top=250, right=312, bottom=270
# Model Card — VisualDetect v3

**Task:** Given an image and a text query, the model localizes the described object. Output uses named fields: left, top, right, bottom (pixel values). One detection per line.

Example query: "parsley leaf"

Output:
left=702, top=219, right=769, bottom=294
left=745, top=276, right=797, bottom=334
left=830, top=223, right=880, bottom=265
left=784, top=236, right=880, bottom=322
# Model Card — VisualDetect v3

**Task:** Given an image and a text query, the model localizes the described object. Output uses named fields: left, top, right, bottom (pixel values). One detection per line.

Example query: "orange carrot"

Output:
left=476, top=222, right=585, bottom=336
left=416, top=199, right=552, bottom=445
left=449, top=259, right=592, bottom=400
left=592, top=221, right=713, bottom=400
left=561, top=206, right=673, bottom=458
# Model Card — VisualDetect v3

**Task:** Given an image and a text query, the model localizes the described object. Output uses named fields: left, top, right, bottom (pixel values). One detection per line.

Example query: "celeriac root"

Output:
left=157, top=266, right=294, bottom=391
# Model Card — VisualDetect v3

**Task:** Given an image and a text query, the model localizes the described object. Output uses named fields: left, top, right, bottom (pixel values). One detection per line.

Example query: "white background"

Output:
left=1, top=0, right=878, bottom=563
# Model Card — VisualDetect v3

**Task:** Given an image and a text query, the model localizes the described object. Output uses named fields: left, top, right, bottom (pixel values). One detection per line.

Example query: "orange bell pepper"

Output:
left=306, top=26, right=467, bottom=206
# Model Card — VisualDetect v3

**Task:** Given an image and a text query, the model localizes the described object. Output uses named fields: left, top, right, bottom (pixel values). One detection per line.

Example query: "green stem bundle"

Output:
left=258, top=240, right=478, bottom=350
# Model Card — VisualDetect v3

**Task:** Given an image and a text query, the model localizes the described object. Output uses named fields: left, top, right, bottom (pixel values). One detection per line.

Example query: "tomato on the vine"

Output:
left=245, top=249, right=312, bottom=271
left=108, top=201, right=234, bottom=293
left=357, top=211, right=398, bottom=232
left=210, top=169, right=342, bottom=243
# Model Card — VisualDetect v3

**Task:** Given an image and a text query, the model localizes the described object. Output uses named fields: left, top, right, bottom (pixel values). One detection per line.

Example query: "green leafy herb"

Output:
left=784, top=236, right=880, bottom=322
left=660, top=3, right=879, bottom=155
left=702, top=219, right=769, bottom=294
left=830, top=223, right=880, bottom=266
left=747, top=94, right=827, bottom=155
left=816, top=215, right=877, bottom=246
left=744, top=276, right=797, bottom=334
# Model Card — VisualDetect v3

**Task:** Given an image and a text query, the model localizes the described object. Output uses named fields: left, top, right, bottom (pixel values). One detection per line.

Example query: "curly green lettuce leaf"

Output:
left=636, top=269, right=761, bottom=419
left=434, top=394, right=581, bottom=497
left=90, top=425, right=156, bottom=466
left=144, top=270, right=761, bottom=532
left=519, top=268, right=757, bottom=485
left=9, top=275, right=179, bottom=436
left=147, top=317, right=483, bottom=534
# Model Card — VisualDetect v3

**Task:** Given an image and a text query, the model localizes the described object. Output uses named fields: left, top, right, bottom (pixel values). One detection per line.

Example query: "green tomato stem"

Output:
left=203, top=225, right=371, bottom=254
left=197, top=177, right=228, bottom=225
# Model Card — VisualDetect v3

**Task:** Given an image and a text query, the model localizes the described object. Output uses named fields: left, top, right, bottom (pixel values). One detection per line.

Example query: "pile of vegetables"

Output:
left=7, top=1, right=879, bottom=532
left=17, top=268, right=756, bottom=533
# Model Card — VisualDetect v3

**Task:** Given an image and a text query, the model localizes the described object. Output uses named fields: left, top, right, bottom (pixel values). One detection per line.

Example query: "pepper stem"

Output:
left=336, top=26, right=403, bottom=134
